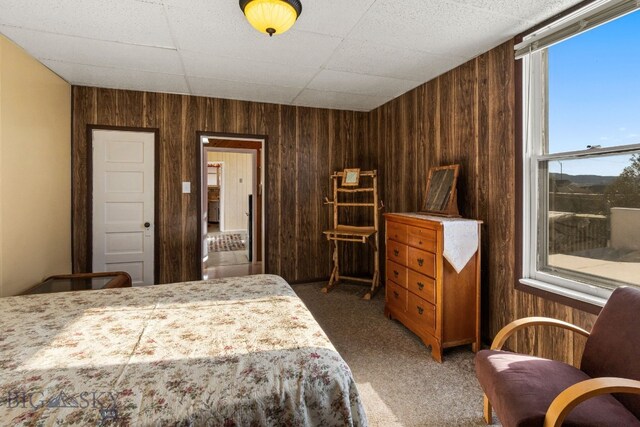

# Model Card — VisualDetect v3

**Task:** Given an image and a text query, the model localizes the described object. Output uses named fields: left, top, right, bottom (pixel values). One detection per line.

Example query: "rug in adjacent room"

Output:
left=208, top=233, right=247, bottom=252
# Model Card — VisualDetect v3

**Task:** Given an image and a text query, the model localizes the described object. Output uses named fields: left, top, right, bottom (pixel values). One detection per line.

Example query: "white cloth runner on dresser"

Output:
left=397, top=213, right=479, bottom=273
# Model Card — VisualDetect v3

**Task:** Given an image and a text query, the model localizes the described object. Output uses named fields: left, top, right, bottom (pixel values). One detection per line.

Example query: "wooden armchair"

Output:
left=22, top=271, right=132, bottom=295
left=475, top=287, right=640, bottom=427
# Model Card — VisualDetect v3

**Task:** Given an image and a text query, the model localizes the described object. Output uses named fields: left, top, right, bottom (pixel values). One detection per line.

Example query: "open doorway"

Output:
left=200, top=135, right=265, bottom=279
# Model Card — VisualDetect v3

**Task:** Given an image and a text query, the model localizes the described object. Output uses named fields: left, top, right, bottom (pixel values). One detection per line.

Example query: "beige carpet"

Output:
left=292, top=282, right=489, bottom=427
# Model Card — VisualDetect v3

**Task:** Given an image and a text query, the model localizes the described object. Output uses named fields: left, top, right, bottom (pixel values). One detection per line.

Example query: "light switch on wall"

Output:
left=182, top=182, right=191, bottom=193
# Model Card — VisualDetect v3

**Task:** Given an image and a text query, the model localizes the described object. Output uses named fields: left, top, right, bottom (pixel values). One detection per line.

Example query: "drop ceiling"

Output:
left=0, top=0, right=582, bottom=111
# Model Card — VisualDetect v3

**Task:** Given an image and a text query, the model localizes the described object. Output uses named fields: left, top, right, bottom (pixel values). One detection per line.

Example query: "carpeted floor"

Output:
left=292, top=282, right=489, bottom=427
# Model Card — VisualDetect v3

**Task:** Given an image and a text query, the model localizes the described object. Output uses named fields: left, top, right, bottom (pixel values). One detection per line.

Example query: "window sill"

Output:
left=517, top=278, right=609, bottom=315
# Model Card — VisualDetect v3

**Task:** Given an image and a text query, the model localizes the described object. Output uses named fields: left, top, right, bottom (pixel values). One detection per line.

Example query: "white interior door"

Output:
left=92, top=130, right=154, bottom=285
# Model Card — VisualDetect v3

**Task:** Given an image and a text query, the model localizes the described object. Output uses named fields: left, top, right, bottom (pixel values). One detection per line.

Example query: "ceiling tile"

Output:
left=293, top=0, right=377, bottom=37
left=348, top=0, right=529, bottom=58
left=0, top=0, right=588, bottom=111
left=307, top=70, right=419, bottom=98
left=41, top=60, right=190, bottom=94
left=326, top=39, right=468, bottom=82
left=166, top=5, right=343, bottom=68
left=187, top=76, right=301, bottom=105
left=0, top=0, right=174, bottom=47
left=448, top=0, right=584, bottom=23
left=180, top=50, right=317, bottom=88
left=293, top=89, right=388, bottom=112
left=0, top=26, right=183, bottom=74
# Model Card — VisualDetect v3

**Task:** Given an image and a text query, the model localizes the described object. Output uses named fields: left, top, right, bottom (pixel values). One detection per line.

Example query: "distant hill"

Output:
left=550, top=173, right=617, bottom=186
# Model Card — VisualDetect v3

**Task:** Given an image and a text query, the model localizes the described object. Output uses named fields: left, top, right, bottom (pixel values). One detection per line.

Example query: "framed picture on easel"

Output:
left=341, top=168, right=361, bottom=186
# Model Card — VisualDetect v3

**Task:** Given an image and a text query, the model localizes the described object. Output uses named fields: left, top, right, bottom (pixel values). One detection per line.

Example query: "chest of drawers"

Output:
left=384, top=213, right=481, bottom=362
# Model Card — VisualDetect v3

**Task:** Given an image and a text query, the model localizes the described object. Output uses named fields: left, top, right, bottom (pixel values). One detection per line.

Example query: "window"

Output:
left=520, top=0, right=640, bottom=305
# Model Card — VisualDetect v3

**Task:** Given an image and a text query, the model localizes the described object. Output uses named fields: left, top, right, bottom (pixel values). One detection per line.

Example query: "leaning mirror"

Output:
left=421, top=164, right=460, bottom=217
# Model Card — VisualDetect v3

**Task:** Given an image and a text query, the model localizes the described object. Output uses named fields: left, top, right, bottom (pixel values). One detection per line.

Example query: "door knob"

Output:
left=144, top=222, right=151, bottom=228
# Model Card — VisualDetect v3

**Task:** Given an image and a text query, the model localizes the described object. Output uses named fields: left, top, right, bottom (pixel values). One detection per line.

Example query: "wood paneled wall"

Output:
left=370, top=40, right=597, bottom=366
left=72, top=39, right=598, bottom=365
left=72, top=87, right=375, bottom=285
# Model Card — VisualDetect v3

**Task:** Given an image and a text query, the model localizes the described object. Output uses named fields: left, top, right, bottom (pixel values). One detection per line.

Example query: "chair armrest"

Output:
left=103, top=273, right=132, bottom=288
left=43, top=271, right=128, bottom=280
left=544, top=377, right=640, bottom=427
left=491, top=317, right=590, bottom=350
left=42, top=271, right=132, bottom=288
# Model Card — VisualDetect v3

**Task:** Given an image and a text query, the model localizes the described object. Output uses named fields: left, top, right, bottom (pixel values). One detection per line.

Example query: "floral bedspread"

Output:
left=0, top=274, right=367, bottom=426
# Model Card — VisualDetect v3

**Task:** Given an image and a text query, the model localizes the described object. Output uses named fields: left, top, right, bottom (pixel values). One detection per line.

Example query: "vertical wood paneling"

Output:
left=439, top=72, right=455, bottom=166
left=296, top=108, right=313, bottom=282
left=572, top=308, right=597, bottom=365
left=71, top=88, right=95, bottom=274
left=117, top=90, right=142, bottom=127
left=538, top=298, right=573, bottom=361
left=183, top=96, right=201, bottom=281
left=370, top=39, right=596, bottom=365
left=316, top=109, right=331, bottom=278
left=96, top=88, right=116, bottom=123
left=415, top=85, right=427, bottom=208
left=162, top=94, right=184, bottom=282
left=72, top=87, right=371, bottom=285
left=513, top=291, right=537, bottom=355
left=142, top=91, right=161, bottom=128
left=455, top=61, right=476, bottom=218
left=263, top=102, right=282, bottom=276
left=400, top=95, right=411, bottom=211
left=475, top=53, right=492, bottom=341
left=426, top=79, right=440, bottom=168
left=72, top=37, right=596, bottom=364
left=279, top=105, right=297, bottom=281
left=487, top=42, right=517, bottom=339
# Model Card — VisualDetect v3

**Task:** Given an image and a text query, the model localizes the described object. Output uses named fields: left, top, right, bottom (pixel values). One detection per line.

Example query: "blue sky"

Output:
left=548, top=9, right=640, bottom=176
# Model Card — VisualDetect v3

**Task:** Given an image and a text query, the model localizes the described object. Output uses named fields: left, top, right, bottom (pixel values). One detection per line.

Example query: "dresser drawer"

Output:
left=408, top=292, right=436, bottom=334
left=408, top=226, right=437, bottom=252
left=386, top=240, right=407, bottom=266
left=408, top=247, right=436, bottom=278
left=408, top=270, right=436, bottom=304
left=386, top=260, right=408, bottom=288
left=386, top=280, right=407, bottom=312
left=387, top=221, right=408, bottom=244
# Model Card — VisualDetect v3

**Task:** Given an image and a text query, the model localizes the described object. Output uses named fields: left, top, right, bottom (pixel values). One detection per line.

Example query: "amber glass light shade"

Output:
left=239, top=0, right=302, bottom=37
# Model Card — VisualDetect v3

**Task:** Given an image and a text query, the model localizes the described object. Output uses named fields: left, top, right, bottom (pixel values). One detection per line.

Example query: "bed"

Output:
left=0, top=274, right=367, bottom=426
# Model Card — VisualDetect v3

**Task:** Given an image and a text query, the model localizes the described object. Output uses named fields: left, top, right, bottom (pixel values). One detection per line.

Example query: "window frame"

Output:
left=520, top=5, right=640, bottom=307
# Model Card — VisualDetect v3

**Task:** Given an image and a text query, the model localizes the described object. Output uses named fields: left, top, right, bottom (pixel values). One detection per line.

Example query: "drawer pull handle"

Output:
left=393, top=291, right=399, bottom=299
left=417, top=282, right=425, bottom=291
left=393, top=270, right=399, bottom=278
left=417, top=306, right=424, bottom=315
left=419, top=240, right=423, bottom=245
left=417, top=258, right=424, bottom=267
left=393, top=249, right=399, bottom=257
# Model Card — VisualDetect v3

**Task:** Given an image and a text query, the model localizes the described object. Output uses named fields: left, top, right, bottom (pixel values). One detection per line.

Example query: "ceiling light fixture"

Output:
left=239, top=0, right=302, bottom=37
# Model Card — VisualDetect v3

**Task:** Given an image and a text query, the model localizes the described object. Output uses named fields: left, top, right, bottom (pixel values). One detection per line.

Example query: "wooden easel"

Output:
left=322, top=169, right=383, bottom=300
